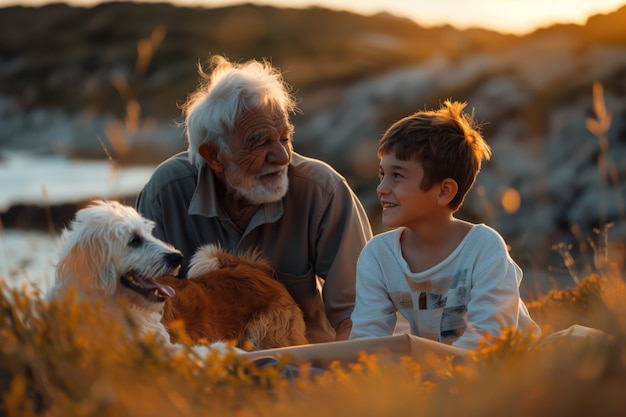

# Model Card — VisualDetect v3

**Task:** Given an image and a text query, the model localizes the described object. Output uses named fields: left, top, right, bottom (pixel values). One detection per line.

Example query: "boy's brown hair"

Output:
left=378, top=100, right=491, bottom=211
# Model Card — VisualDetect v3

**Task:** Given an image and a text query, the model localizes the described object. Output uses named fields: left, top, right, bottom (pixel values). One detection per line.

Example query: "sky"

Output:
left=2, top=0, right=626, bottom=34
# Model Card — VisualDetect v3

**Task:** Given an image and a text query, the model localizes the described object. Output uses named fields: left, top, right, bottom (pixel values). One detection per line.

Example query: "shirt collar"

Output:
left=188, top=163, right=284, bottom=225
left=188, top=164, right=220, bottom=217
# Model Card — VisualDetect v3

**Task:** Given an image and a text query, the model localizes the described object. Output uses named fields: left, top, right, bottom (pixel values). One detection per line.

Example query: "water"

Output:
left=0, top=151, right=155, bottom=211
left=0, top=151, right=156, bottom=291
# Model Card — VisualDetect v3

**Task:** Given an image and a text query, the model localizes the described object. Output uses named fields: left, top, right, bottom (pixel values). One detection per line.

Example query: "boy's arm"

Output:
left=452, top=246, right=524, bottom=350
left=349, top=248, right=397, bottom=339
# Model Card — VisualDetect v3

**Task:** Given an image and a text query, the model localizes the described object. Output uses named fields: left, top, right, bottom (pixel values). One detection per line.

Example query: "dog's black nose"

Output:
left=165, top=251, right=184, bottom=268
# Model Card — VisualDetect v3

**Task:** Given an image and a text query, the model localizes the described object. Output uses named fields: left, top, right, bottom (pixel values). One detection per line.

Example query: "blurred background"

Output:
left=0, top=0, right=625, bottom=295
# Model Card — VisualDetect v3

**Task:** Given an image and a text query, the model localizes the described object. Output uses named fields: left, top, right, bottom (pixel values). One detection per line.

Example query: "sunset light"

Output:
left=3, top=0, right=626, bottom=34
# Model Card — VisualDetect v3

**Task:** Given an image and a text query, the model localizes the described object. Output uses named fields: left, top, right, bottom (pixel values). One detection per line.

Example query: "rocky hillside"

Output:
left=0, top=1, right=519, bottom=160
left=1, top=2, right=626, bottom=290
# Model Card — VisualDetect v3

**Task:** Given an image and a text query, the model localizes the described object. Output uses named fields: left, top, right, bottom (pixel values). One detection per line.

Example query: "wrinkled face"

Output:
left=222, top=108, right=294, bottom=204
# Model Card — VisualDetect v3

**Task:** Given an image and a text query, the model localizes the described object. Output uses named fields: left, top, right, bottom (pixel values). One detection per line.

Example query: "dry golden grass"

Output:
left=0, top=261, right=625, bottom=416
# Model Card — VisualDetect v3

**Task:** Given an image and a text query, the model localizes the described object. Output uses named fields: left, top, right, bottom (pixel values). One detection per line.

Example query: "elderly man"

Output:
left=136, top=55, right=372, bottom=343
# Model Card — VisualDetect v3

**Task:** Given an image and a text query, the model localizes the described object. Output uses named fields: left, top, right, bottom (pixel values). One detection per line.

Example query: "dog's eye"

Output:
left=129, top=234, right=144, bottom=247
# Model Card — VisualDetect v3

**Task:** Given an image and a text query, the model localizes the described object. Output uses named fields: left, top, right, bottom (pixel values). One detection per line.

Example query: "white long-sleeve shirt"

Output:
left=349, top=224, right=540, bottom=350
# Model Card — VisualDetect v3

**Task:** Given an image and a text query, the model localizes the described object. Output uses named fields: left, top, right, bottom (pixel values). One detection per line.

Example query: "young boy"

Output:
left=349, top=100, right=540, bottom=350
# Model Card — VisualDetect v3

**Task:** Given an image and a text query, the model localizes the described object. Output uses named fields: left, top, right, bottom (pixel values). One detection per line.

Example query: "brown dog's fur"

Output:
left=158, top=245, right=308, bottom=350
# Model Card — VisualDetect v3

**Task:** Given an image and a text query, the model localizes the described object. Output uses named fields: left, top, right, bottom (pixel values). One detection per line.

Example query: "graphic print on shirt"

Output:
left=390, top=291, right=413, bottom=309
left=412, top=268, right=471, bottom=344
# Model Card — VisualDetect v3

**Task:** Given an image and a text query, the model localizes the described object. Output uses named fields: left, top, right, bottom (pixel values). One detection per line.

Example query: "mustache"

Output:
left=256, top=165, right=288, bottom=178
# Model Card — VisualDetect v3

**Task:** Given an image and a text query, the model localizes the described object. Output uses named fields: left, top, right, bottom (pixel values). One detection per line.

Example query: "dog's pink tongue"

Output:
left=144, top=281, right=175, bottom=297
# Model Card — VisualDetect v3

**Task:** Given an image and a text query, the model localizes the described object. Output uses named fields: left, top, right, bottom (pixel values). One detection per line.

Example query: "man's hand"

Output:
left=334, top=317, right=352, bottom=341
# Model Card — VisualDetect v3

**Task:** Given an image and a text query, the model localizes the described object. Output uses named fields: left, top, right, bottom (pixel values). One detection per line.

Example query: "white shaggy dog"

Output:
left=48, top=200, right=234, bottom=357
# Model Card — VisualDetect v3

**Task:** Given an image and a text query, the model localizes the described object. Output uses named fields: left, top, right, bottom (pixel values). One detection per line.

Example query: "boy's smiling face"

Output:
left=377, top=152, right=443, bottom=229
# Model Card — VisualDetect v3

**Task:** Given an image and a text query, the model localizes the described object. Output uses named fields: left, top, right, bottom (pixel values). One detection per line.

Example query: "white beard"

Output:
left=223, top=162, right=289, bottom=204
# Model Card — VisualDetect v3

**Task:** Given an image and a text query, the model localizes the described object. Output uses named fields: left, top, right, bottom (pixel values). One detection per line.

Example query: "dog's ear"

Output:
left=54, top=221, right=118, bottom=298
left=55, top=242, right=95, bottom=297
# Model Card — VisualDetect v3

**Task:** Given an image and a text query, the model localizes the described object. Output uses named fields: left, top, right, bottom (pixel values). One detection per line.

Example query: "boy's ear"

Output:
left=437, top=178, right=458, bottom=206
left=198, top=142, right=225, bottom=173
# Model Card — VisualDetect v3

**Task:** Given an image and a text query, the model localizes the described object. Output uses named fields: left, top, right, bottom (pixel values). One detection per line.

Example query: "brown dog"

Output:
left=158, top=244, right=308, bottom=350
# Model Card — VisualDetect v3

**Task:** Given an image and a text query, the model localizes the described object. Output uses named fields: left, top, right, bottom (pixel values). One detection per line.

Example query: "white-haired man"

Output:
left=136, top=55, right=372, bottom=343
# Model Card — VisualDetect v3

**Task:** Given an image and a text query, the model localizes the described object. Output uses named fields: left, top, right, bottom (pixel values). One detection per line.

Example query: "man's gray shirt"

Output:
left=136, top=151, right=372, bottom=343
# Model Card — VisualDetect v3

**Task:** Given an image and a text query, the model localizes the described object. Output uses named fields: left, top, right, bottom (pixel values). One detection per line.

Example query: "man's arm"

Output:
left=316, top=179, right=373, bottom=340
left=135, top=188, right=167, bottom=240
left=334, top=317, right=352, bottom=341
